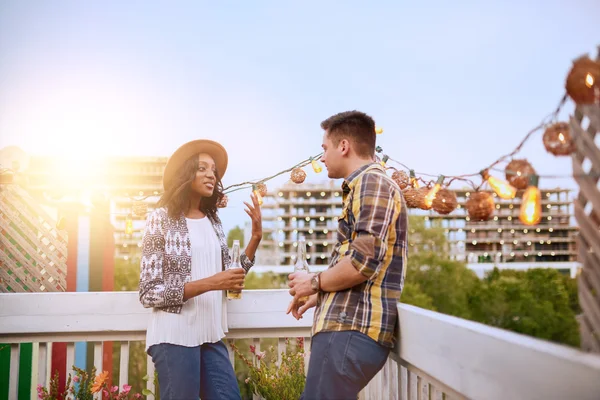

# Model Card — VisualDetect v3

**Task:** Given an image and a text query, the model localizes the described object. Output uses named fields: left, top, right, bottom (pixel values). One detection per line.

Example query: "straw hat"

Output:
left=163, top=140, right=228, bottom=190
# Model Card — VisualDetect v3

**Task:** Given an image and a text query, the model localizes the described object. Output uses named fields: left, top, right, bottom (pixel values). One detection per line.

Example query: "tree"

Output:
left=470, top=268, right=580, bottom=347
left=404, top=216, right=580, bottom=347
left=227, top=226, right=245, bottom=248
left=403, top=215, right=480, bottom=319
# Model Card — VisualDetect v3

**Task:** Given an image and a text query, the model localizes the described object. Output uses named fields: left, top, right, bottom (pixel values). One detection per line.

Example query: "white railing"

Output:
left=2, top=290, right=600, bottom=400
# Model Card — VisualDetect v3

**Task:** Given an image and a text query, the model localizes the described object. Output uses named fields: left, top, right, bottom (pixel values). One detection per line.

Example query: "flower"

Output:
left=37, top=384, right=44, bottom=399
left=245, top=378, right=250, bottom=384
left=72, top=375, right=80, bottom=383
left=257, top=351, right=266, bottom=360
left=249, top=345, right=256, bottom=354
left=122, top=384, right=132, bottom=394
left=111, top=385, right=119, bottom=393
left=91, top=371, right=109, bottom=393
left=134, top=393, right=142, bottom=399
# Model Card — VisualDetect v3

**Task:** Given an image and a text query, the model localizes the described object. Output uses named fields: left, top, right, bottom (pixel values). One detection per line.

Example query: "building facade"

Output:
left=253, top=182, right=580, bottom=277
left=23, top=154, right=166, bottom=261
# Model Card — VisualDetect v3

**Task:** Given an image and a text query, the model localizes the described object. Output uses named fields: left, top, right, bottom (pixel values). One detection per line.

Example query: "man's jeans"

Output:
left=301, top=331, right=390, bottom=400
left=148, top=341, right=241, bottom=400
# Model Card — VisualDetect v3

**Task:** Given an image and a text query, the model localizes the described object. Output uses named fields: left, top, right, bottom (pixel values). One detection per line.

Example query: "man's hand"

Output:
left=288, top=271, right=317, bottom=302
left=286, top=294, right=317, bottom=320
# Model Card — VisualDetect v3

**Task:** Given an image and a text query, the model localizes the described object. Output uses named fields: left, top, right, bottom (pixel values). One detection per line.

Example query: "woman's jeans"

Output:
left=148, top=341, right=241, bottom=400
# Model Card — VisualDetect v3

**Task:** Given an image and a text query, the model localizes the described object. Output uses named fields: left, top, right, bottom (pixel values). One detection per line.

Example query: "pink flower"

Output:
left=122, top=384, right=132, bottom=394
left=245, top=378, right=250, bottom=384
left=111, top=386, right=119, bottom=393
left=134, top=393, right=142, bottom=399
left=72, top=375, right=80, bottom=383
left=249, top=345, right=256, bottom=354
left=256, top=351, right=266, bottom=360
left=103, top=389, right=109, bottom=396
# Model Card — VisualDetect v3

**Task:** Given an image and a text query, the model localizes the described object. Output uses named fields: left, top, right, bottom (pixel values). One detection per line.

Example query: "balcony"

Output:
left=2, top=290, right=600, bottom=399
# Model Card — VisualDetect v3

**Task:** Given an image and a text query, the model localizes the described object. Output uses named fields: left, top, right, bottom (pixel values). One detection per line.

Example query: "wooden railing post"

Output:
left=571, top=46, right=600, bottom=353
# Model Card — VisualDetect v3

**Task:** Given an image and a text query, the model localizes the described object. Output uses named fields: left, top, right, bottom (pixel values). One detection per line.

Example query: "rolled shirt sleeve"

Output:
left=347, top=173, right=401, bottom=279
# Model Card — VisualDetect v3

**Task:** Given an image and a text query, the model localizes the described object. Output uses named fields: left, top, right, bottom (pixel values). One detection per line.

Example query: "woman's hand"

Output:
left=244, top=193, right=262, bottom=241
left=210, top=268, right=245, bottom=291
left=184, top=269, right=245, bottom=300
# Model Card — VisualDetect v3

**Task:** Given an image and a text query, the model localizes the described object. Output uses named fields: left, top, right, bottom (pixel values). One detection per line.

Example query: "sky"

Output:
left=0, top=0, right=599, bottom=232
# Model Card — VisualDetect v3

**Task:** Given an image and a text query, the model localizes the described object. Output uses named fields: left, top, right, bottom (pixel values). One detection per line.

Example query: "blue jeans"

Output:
left=148, top=341, right=241, bottom=400
left=301, top=331, right=390, bottom=400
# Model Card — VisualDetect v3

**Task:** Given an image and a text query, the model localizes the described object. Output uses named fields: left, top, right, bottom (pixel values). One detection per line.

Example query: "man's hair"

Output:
left=320, top=110, right=376, bottom=158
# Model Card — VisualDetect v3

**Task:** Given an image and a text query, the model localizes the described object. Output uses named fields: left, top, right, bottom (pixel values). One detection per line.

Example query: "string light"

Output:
left=519, top=175, right=542, bottom=226
left=310, top=157, right=322, bottom=173
left=409, top=170, right=419, bottom=188
left=424, top=175, right=444, bottom=208
left=56, top=216, right=66, bottom=230
left=380, top=155, right=389, bottom=167
left=481, top=170, right=517, bottom=199
left=125, top=214, right=134, bottom=235
left=6, top=49, right=597, bottom=226
left=252, top=184, right=264, bottom=206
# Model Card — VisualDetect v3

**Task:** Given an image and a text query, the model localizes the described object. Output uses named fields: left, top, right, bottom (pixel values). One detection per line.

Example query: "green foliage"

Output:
left=400, top=281, right=436, bottom=310
left=404, top=216, right=581, bottom=347
left=470, top=268, right=580, bottom=347
left=244, top=271, right=289, bottom=290
left=232, top=338, right=306, bottom=400
left=227, top=226, right=245, bottom=248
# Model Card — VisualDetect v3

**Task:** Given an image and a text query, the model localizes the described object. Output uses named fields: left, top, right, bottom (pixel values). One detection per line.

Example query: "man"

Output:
left=287, top=110, right=408, bottom=399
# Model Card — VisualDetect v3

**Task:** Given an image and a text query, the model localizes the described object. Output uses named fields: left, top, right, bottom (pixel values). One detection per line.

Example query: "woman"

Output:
left=139, top=139, right=262, bottom=399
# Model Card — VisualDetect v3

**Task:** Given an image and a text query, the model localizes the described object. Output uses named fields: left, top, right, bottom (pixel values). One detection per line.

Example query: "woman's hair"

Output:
left=157, top=153, right=224, bottom=220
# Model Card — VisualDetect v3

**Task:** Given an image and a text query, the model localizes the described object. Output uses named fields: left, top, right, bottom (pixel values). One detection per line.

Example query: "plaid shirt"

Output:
left=313, top=163, right=408, bottom=348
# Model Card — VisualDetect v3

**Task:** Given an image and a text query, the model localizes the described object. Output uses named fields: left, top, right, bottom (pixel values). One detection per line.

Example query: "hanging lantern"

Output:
left=505, top=159, right=536, bottom=190
left=255, top=183, right=268, bottom=197
left=520, top=175, right=542, bottom=226
left=132, top=201, right=148, bottom=217
left=217, top=194, right=228, bottom=208
left=391, top=170, right=409, bottom=190
left=480, top=170, right=516, bottom=199
left=465, top=192, right=495, bottom=221
left=403, top=187, right=431, bottom=210
left=543, top=122, right=575, bottom=156
left=291, top=168, right=306, bottom=184
left=432, top=188, right=458, bottom=215
left=565, top=56, right=600, bottom=105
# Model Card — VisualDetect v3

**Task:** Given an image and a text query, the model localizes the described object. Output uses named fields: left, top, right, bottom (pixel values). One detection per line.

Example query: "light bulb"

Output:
left=125, top=214, right=134, bottom=235
left=481, top=170, right=516, bottom=199
left=380, top=155, right=389, bottom=168
left=375, top=127, right=383, bottom=134
left=585, top=73, right=594, bottom=88
left=409, top=170, right=419, bottom=188
left=310, top=157, right=322, bottom=173
left=519, top=175, right=542, bottom=226
left=424, top=175, right=444, bottom=208
left=56, top=216, right=66, bottom=230
left=252, top=185, right=263, bottom=206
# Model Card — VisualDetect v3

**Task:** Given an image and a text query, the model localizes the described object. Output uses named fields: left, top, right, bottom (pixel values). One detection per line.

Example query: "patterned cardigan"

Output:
left=139, top=207, right=254, bottom=313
